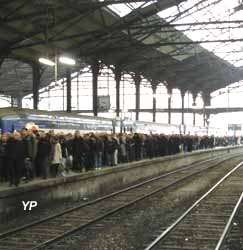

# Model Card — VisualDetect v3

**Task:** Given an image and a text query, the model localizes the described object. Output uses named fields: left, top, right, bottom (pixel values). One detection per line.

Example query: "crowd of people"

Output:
left=0, top=128, right=239, bottom=187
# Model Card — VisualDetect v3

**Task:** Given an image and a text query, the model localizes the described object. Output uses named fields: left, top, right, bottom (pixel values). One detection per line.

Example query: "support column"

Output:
left=167, top=87, right=172, bottom=124
left=10, top=97, right=15, bottom=107
left=17, top=96, right=22, bottom=108
left=193, top=111, right=196, bottom=126
left=114, top=66, right=122, bottom=117
left=152, top=85, right=157, bottom=122
left=202, top=92, right=211, bottom=127
left=203, top=105, right=206, bottom=127
left=192, top=93, right=197, bottom=126
left=66, top=69, right=72, bottom=112
left=134, top=73, right=141, bottom=121
left=206, top=113, right=210, bottom=127
left=91, top=60, right=99, bottom=116
left=32, top=62, right=41, bottom=110
left=181, top=89, right=186, bottom=125
left=11, top=96, right=22, bottom=108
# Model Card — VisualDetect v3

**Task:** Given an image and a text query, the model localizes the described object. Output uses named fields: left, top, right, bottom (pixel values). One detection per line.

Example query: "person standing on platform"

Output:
left=6, top=132, right=25, bottom=187
left=21, top=128, right=37, bottom=181
left=112, top=135, right=119, bottom=166
left=119, top=134, right=127, bottom=163
left=126, top=134, right=135, bottom=162
left=50, top=135, right=62, bottom=177
left=86, top=134, right=96, bottom=170
left=133, top=133, right=142, bottom=161
left=105, top=135, right=116, bottom=166
left=59, top=134, right=68, bottom=173
left=93, top=134, right=104, bottom=170
left=0, top=133, right=8, bottom=182
left=72, top=131, right=82, bottom=171
left=64, top=133, right=73, bottom=172
left=36, top=132, right=51, bottom=179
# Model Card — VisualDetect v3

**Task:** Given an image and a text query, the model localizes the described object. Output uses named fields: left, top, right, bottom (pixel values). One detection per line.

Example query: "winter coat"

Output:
left=51, top=143, right=62, bottom=164
left=120, top=143, right=126, bottom=157
left=72, top=137, right=89, bottom=157
left=5, top=138, right=25, bottom=160
left=93, top=137, right=104, bottom=153
left=37, top=138, right=51, bottom=158
left=60, top=140, right=68, bottom=158
left=0, top=141, right=6, bottom=159
left=23, top=135, right=37, bottom=160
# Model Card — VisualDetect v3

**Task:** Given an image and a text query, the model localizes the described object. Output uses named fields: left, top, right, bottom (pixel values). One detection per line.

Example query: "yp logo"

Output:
left=22, top=201, right=38, bottom=211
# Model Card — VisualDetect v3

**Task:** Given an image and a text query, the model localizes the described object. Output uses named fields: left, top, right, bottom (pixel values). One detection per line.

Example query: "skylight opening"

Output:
left=158, top=0, right=243, bottom=67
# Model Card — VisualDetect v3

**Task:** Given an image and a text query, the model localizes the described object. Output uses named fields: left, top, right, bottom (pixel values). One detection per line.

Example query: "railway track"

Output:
left=0, top=153, right=240, bottom=250
left=213, top=193, right=243, bottom=250
left=144, top=160, right=243, bottom=250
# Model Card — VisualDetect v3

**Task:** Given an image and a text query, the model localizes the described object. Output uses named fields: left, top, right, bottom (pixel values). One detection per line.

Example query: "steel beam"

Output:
left=32, top=62, right=41, bottom=110
left=192, top=92, right=197, bottom=126
left=134, top=73, right=141, bottom=121
left=68, top=107, right=243, bottom=115
left=17, top=96, right=22, bottom=108
left=66, top=69, right=72, bottom=113
left=114, top=66, right=122, bottom=118
left=167, top=87, right=172, bottom=124
left=10, top=96, right=22, bottom=108
left=91, top=59, right=100, bottom=116
left=193, top=112, right=196, bottom=126
left=181, top=90, right=185, bottom=125
left=152, top=84, right=157, bottom=122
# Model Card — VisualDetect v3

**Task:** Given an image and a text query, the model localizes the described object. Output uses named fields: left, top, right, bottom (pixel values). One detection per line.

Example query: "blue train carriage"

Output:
left=133, top=120, right=180, bottom=134
left=0, top=108, right=115, bottom=133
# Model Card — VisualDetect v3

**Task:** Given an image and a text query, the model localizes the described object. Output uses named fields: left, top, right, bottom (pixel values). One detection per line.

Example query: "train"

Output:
left=0, top=108, right=210, bottom=135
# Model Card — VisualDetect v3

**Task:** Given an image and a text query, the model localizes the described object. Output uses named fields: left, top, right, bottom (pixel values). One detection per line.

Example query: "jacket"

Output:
left=51, top=143, right=62, bottom=164
left=37, top=138, right=51, bottom=158
left=23, top=135, right=37, bottom=160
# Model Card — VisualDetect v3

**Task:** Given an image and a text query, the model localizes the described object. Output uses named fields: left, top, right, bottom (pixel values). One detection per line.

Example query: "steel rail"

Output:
left=0, top=155, right=223, bottom=239
left=29, top=155, right=237, bottom=250
left=144, top=160, right=243, bottom=250
left=0, top=153, right=240, bottom=250
left=214, top=192, right=243, bottom=250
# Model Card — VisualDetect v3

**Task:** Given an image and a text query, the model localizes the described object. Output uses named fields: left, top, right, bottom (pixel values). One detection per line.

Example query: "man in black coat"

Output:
left=92, top=135, right=104, bottom=169
left=6, top=132, right=25, bottom=187
left=72, top=131, right=90, bottom=172
left=0, top=134, right=7, bottom=182
left=133, top=133, right=142, bottom=161
left=72, top=131, right=82, bottom=171
left=36, top=132, right=51, bottom=179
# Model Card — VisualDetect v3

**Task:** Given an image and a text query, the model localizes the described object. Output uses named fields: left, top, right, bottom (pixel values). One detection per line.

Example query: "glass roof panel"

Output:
left=158, top=0, right=243, bottom=67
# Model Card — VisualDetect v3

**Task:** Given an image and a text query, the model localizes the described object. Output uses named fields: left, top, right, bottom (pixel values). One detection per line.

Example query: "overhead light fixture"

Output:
left=59, top=56, right=76, bottom=65
left=38, top=57, right=55, bottom=66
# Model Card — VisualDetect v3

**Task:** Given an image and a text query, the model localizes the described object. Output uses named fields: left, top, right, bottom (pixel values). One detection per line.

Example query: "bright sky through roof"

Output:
left=108, top=0, right=243, bottom=67
left=159, top=0, right=243, bottom=66
left=104, top=0, right=243, bottom=133
left=108, top=1, right=146, bottom=17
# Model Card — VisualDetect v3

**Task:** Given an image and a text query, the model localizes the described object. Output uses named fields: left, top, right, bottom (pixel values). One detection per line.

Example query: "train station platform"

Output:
left=1, top=146, right=243, bottom=221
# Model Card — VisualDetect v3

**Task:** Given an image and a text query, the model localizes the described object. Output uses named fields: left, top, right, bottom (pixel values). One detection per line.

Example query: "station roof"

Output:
left=0, top=0, right=242, bottom=98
